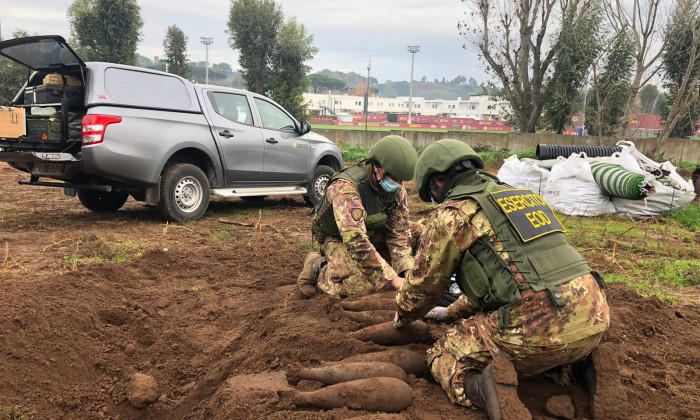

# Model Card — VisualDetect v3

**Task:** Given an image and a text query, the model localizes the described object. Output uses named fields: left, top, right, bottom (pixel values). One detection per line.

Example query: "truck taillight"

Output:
left=82, top=115, right=122, bottom=145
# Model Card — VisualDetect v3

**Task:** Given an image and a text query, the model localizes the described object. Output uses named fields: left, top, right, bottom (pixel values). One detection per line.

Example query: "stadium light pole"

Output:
left=365, top=59, right=371, bottom=131
left=407, top=45, right=420, bottom=124
left=200, top=37, right=213, bottom=84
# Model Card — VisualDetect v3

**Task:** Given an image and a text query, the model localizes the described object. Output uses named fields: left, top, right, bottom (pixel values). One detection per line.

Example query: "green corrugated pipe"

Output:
left=590, top=162, right=654, bottom=200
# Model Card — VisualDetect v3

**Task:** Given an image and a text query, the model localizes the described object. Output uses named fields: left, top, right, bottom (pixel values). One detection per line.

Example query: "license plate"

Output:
left=32, top=163, right=65, bottom=176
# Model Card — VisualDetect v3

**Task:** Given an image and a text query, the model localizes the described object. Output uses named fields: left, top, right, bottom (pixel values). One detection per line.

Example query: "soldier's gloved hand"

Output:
left=423, top=306, right=448, bottom=322
left=393, top=312, right=410, bottom=330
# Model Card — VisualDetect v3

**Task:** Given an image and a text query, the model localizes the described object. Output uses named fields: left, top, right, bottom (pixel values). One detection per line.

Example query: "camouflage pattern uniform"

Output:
left=314, top=175, right=414, bottom=297
left=396, top=198, right=610, bottom=407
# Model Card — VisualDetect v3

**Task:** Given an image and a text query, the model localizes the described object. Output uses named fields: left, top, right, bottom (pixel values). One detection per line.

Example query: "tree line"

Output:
left=460, top=0, right=700, bottom=153
left=0, top=0, right=316, bottom=121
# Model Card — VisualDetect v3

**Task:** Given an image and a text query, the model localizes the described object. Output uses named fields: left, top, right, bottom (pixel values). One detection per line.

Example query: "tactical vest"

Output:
left=312, top=162, right=399, bottom=243
left=443, top=171, right=594, bottom=326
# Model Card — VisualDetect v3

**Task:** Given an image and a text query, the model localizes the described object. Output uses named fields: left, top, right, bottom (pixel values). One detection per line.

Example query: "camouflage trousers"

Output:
left=427, top=274, right=609, bottom=407
left=316, top=238, right=394, bottom=297
left=316, top=220, right=425, bottom=297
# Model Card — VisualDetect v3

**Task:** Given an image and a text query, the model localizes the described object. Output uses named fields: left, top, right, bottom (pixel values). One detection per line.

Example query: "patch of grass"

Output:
left=667, top=201, right=700, bottom=231
left=604, top=273, right=677, bottom=303
left=340, top=144, right=369, bottom=162
left=516, top=148, right=537, bottom=159
left=298, top=240, right=319, bottom=252
left=674, top=160, right=699, bottom=177
left=62, top=236, right=146, bottom=269
left=212, top=228, right=238, bottom=241
left=2, top=405, right=35, bottom=420
left=561, top=212, right=698, bottom=303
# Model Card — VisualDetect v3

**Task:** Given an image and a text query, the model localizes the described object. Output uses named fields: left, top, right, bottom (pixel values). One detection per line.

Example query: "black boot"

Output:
left=463, top=357, right=531, bottom=420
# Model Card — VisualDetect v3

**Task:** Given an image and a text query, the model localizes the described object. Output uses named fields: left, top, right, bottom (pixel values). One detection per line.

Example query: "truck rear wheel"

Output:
left=157, top=163, right=210, bottom=222
left=78, top=190, right=129, bottom=213
left=303, top=164, right=334, bottom=207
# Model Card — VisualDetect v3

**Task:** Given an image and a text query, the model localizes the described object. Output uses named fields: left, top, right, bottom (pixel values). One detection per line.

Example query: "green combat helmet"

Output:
left=414, top=139, right=484, bottom=202
left=367, top=135, right=418, bottom=181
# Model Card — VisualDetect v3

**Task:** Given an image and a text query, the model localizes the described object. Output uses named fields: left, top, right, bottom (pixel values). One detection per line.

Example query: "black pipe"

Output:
left=536, top=144, right=622, bottom=160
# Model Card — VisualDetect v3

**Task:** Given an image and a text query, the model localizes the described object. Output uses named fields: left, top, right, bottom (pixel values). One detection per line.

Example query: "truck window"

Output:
left=207, top=91, right=253, bottom=125
left=253, top=98, right=296, bottom=132
left=105, top=68, right=191, bottom=109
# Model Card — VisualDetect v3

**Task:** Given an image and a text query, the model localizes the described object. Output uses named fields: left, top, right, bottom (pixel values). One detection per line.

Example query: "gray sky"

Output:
left=2, top=0, right=489, bottom=85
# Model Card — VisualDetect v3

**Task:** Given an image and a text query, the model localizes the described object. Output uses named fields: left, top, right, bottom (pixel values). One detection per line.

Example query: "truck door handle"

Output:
left=219, top=130, right=234, bottom=138
left=266, top=137, right=279, bottom=144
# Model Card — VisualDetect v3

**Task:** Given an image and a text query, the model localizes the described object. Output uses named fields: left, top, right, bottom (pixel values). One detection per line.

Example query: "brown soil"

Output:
left=0, top=162, right=699, bottom=419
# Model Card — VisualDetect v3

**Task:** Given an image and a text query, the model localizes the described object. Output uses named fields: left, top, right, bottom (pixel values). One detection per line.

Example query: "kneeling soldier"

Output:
left=297, top=135, right=418, bottom=298
left=394, top=139, right=610, bottom=419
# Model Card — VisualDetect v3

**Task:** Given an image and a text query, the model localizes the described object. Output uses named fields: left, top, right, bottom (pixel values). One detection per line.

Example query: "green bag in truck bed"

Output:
left=27, top=118, right=61, bottom=141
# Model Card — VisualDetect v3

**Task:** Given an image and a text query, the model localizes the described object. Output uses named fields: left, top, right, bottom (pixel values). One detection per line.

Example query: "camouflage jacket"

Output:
left=316, top=178, right=413, bottom=289
left=396, top=198, right=609, bottom=343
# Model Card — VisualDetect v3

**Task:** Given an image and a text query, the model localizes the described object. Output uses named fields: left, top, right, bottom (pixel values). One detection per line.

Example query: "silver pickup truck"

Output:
left=0, top=35, right=343, bottom=221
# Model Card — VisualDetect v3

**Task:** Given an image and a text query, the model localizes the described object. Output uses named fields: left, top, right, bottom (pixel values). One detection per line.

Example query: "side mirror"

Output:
left=299, top=121, right=312, bottom=135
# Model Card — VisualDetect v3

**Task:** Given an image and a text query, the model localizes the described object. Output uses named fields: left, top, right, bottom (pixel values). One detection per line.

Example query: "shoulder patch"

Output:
left=351, top=208, right=364, bottom=221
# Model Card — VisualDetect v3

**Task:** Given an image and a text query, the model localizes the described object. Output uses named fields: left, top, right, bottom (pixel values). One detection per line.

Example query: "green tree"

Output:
left=586, top=30, right=634, bottom=136
left=658, top=0, right=700, bottom=143
left=269, top=19, right=318, bottom=120
left=163, top=25, right=190, bottom=78
left=460, top=0, right=595, bottom=132
left=308, top=74, right=346, bottom=93
left=639, top=84, right=660, bottom=114
left=542, top=1, right=604, bottom=133
left=212, top=63, right=234, bottom=78
left=0, top=29, right=31, bottom=101
left=67, top=0, right=143, bottom=65
left=227, top=0, right=283, bottom=94
left=136, top=54, right=153, bottom=67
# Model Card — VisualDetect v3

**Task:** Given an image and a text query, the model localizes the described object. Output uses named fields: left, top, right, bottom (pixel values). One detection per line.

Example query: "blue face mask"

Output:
left=378, top=175, right=401, bottom=192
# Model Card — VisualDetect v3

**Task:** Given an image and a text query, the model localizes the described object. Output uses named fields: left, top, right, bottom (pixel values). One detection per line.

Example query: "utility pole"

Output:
left=365, top=58, right=371, bottom=131
left=200, top=37, right=213, bottom=85
left=407, top=45, right=420, bottom=124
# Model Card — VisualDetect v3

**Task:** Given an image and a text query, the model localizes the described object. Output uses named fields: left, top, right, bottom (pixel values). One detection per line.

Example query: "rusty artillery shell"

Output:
left=286, top=361, right=407, bottom=385
left=327, top=349, right=427, bottom=376
left=350, top=320, right=430, bottom=346
left=285, top=376, right=414, bottom=412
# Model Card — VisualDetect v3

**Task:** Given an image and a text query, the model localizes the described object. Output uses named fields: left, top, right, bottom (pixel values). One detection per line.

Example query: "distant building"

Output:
left=303, top=92, right=509, bottom=121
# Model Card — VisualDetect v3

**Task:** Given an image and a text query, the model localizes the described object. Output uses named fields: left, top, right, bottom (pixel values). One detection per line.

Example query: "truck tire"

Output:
left=78, top=190, right=129, bottom=213
left=304, top=164, right=334, bottom=207
left=157, top=163, right=210, bottom=222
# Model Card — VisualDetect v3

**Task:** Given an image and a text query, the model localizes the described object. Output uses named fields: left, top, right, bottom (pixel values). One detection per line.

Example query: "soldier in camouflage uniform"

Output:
left=296, top=135, right=418, bottom=298
left=394, top=139, right=610, bottom=419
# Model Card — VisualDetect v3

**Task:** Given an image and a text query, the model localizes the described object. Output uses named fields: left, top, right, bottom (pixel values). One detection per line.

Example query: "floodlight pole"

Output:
left=200, top=37, right=213, bottom=84
left=407, top=45, right=420, bottom=124
left=365, top=59, right=371, bottom=131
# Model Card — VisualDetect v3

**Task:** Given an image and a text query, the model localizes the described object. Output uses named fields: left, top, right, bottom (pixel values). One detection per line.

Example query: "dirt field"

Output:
left=0, top=161, right=698, bottom=420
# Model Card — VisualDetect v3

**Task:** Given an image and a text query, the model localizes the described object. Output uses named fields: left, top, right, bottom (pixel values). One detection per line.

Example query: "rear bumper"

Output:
left=0, top=151, right=83, bottom=180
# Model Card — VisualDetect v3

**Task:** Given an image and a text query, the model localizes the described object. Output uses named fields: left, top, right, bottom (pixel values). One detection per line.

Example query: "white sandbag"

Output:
left=543, top=154, right=616, bottom=216
left=497, top=155, right=550, bottom=194
left=616, top=140, right=694, bottom=191
left=612, top=180, right=696, bottom=219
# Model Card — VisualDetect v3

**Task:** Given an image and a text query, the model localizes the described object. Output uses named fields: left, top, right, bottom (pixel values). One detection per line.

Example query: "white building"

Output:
left=303, top=92, right=508, bottom=121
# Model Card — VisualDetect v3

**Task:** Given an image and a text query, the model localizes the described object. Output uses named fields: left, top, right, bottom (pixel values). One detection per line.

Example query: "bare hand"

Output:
left=391, top=276, right=405, bottom=289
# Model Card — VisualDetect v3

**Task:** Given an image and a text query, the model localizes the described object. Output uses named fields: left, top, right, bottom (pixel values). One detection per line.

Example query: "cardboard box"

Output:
left=0, top=107, right=26, bottom=138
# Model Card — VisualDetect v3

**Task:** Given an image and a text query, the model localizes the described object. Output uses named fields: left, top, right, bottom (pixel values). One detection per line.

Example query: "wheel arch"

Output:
left=161, top=147, right=219, bottom=186
left=316, top=152, right=343, bottom=172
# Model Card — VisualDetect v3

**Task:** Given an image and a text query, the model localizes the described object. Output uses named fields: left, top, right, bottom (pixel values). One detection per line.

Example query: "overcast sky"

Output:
left=2, top=0, right=489, bottom=85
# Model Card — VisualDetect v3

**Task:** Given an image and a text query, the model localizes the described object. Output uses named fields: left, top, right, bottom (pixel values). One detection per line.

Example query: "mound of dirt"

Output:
left=0, top=162, right=698, bottom=419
